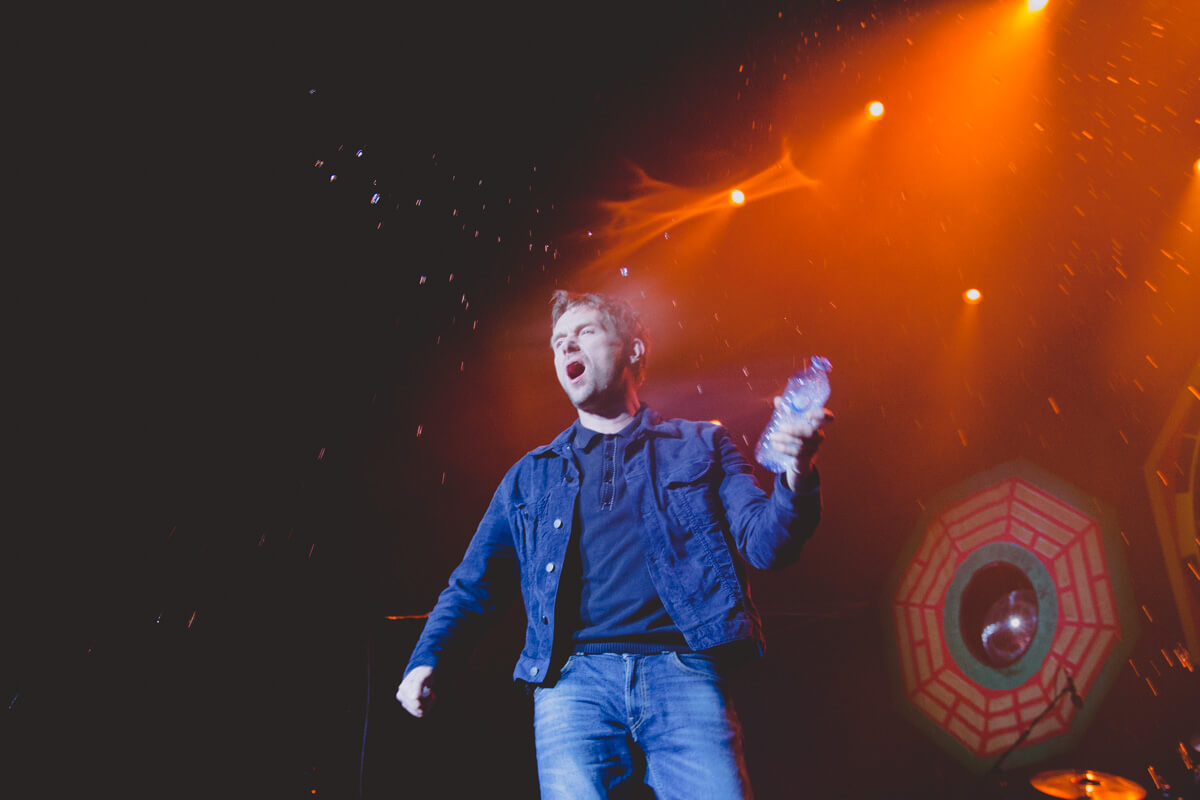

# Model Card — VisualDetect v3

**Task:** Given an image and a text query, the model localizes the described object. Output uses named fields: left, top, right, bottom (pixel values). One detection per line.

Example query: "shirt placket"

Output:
left=600, top=435, right=616, bottom=511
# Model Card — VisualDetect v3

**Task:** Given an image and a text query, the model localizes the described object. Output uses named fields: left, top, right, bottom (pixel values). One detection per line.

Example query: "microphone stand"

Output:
left=987, top=679, right=1076, bottom=778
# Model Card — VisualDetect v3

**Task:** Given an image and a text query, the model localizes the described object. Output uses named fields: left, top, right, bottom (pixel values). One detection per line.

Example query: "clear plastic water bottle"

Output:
left=755, top=355, right=832, bottom=473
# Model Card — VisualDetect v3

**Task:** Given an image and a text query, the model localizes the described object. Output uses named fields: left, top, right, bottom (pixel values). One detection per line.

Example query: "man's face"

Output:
left=551, top=305, right=630, bottom=411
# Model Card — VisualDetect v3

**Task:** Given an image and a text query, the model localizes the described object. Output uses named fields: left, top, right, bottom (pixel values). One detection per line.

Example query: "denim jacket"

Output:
left=405, top=407, right=822, bottom=684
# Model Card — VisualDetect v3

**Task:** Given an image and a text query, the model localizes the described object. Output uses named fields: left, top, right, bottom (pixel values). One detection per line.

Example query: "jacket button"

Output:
left=545, top=563, right=555, bottom=573
left=530, top=666, right=539, bottom=676
left=542, top=616, right=549, bottom=625
left=553, top=518, right=563, bottom=529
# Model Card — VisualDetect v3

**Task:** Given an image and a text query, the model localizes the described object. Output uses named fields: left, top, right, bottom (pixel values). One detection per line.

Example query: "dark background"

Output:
left=7, top=0, right=1197, bottom=797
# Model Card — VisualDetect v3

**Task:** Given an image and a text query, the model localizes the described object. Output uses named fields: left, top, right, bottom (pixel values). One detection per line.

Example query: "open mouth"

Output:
left=566, top=360, right=586, bottom=380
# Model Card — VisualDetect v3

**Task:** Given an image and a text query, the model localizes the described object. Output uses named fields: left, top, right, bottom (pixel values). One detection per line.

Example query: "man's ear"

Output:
left=630, top=338, right=646, bottom=364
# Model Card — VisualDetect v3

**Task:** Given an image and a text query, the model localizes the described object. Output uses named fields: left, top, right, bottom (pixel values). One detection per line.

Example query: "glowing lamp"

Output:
left=730, top=189, right=746, bottom=205
left=1027, top=0, right=1048, bottom=11
left=981, top=589, right=1040, bottom=666
left=964, top=288, right=983, bottom=304
left=868, top=101, right=884, bottom=117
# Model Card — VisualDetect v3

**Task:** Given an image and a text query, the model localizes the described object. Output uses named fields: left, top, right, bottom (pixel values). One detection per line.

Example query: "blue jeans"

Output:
left=532, top=652, right=753, bottom=800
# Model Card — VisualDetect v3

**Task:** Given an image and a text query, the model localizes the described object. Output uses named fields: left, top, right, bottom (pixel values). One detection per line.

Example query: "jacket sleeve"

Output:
left=714, top=426, right=822, bottom=570
left=403, top=478, right=520, bottom=678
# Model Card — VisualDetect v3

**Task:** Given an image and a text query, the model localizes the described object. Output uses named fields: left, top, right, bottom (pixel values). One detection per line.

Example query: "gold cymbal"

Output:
left=1029, top=769, right=1146, bottom=800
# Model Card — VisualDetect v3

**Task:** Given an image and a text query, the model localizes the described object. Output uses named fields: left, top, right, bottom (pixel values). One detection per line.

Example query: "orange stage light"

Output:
left=963, top=288, right=983, bottom=304
left=868, top=101, right=885, bottom=117
left=1194, top=157, right=1199, bottom=174
left=1027, top=0, right=1048, bottom=12
left=583, top=146, right=816, bottom=273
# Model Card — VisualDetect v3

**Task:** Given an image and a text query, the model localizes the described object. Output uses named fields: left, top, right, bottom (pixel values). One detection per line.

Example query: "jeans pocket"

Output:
left=668, top=651, right=723, bottom=680
left=556, top=653, right=581, bottom=678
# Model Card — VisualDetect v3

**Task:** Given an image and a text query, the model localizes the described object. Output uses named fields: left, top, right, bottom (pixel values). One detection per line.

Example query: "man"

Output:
left=397, top=290, right=829, bottom=799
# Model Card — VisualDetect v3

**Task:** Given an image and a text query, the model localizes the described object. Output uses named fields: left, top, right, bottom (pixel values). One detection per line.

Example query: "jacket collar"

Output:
left=530, top=404, right=678, bottom=458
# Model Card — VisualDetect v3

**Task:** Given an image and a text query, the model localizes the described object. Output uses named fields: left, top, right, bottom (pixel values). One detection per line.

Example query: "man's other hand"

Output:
left=396, top=665, right=436, bottom=718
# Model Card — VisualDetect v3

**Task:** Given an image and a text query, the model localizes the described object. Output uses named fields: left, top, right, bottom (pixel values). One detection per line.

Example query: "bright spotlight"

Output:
left=868, top=101, right=885, bottom=117
left=1027, top=0, right=1048, bottom=11
left=730, top=189, right=746, bottom=205
left=1195, top=157, right=1199, bottom=174
left=964, top=288, right=983, bottom=304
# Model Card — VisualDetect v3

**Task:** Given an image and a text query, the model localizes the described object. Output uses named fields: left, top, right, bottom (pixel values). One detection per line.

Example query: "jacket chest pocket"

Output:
left=660, top=455, right=742, bottom=605
left=514, top=492, right=550, bottom=560
left=663, top=457, right=723, bottom=533
left=516, top=483, right=575, bottom=561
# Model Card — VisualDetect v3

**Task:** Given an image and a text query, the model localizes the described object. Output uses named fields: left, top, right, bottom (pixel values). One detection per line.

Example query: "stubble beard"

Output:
left=569, top=372, right=629, bottom=417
